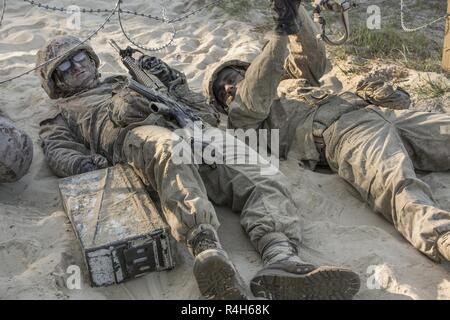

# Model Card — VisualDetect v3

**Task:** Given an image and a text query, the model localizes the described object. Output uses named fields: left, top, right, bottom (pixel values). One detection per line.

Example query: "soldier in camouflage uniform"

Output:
left=35, top=1, right=361, bottom=300
left=204, top=1, right=450, bottom=280
left=0, top=109, right=33, bottom=183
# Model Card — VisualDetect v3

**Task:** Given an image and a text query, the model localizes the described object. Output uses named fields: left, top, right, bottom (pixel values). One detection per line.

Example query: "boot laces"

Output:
left=192, top=230, right=220, bottom=256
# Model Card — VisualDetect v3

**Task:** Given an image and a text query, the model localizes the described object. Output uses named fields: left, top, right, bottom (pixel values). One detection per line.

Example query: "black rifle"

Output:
left=109, top=39, right=202, bottom=128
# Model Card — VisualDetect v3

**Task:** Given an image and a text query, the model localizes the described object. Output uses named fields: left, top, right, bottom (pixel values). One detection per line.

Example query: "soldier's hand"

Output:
left=92, top=154, right=109, bottom=169
left=139, top=55, right=182, bottom=89
left=270, top=0, right=302, bottom=35
left=77, top=155, right=109, bottom=174
left=78, top=159, right=98, bottom=174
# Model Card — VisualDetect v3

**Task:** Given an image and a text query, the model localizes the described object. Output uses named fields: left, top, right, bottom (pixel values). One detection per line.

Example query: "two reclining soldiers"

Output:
left=204, top=1, right=450, bottom=264
left=35, top=1, right=360, bottom=300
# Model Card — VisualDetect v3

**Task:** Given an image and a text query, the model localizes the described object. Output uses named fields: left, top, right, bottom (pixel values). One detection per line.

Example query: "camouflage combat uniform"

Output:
left=203, top=5, right=450, bottom=261
left=36, top=36, right=302, bottom=262
left=0, top=109, right=33, bottom=183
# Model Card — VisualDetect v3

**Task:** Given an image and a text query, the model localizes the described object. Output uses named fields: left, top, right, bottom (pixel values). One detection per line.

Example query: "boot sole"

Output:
left=250, top=266, right=360, bottom=300
left=193, top=250, right=247, bottom=300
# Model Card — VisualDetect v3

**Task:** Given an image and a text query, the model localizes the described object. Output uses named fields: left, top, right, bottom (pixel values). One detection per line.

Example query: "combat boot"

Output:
left=437, top=231, right=450, bottom=262
left=250, top=260, right=361, bottom=300
left=187, top=224, right=248, bottom=300
left=251, top=239, right=360, bottom=300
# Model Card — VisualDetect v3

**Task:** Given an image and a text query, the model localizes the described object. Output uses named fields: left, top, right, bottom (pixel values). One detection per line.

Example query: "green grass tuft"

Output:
left=332, top=22, right=443, bottom=73
left=414, top=75, right=450, bottom=98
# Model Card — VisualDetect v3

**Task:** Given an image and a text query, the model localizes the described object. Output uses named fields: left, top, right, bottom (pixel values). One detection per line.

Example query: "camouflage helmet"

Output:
left=203, top=59, right=250, bottom=114
left=0, top=115, right=33, bottom=183
left=35, top=35, right=100, bottom=99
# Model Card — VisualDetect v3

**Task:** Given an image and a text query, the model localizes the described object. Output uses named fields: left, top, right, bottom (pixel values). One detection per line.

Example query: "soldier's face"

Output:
left=55, top=50, right=97, bottom=90
left=214, top=68, right=244, bottom=108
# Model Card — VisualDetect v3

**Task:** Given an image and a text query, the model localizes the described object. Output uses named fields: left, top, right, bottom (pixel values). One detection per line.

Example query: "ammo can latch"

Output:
left=112, top=240, right=162, bottom=282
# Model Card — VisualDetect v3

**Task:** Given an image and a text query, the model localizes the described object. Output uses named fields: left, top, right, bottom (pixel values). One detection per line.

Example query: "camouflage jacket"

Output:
left=204, top=34, right=410, bottom=170
left=39, top=70, right=219, bottom=178
left=231, top=73, right=410, bottom=170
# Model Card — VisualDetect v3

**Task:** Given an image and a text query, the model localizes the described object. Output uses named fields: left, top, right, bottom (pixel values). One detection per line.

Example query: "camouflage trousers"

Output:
left=323, top=106, right=450, bottom=261
left=121, top=125, right=302, bottom=257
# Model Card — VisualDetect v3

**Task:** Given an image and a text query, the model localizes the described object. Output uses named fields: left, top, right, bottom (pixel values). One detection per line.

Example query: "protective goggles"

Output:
left=56, top=51, right=89, bottom=72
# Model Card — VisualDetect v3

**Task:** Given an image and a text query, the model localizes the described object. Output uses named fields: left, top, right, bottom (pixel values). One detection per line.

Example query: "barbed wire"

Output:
left=401, top=0, right=449, bottom=32
left=21, top=0, right=166, bottom=22
left=117, top=1, right=176, bottom=52
left=21, top=0, right=221, bottom=24
left=0, top=0, right=120, bottom=85
left=0, top=0, right=6, bottom=26
left=20, top=0, right=222, bottom=51
left=0, top=0, right=221, bottom=85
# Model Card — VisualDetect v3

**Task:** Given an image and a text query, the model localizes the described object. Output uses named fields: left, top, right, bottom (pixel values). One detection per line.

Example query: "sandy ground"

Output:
left=0, top=0, right=449, bottom=299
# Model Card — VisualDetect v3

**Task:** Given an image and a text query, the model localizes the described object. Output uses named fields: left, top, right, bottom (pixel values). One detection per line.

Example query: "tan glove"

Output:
left=77, top=154, right=109, bottom=174
left=356, top=79, right=411, bottom=110
left=271, top=0, right=302, bottom=35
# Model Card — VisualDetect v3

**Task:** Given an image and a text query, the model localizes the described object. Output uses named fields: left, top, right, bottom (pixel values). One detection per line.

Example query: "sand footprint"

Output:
left=0, top=239, right=42, bottom=278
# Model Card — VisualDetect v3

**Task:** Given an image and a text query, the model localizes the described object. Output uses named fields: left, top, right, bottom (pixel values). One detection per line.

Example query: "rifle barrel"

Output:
left=109, top=39, right=122, bottom=53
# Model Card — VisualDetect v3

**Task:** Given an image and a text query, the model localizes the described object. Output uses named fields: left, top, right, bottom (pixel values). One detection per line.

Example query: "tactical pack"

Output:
left=59, top=164, right=175, bottom=287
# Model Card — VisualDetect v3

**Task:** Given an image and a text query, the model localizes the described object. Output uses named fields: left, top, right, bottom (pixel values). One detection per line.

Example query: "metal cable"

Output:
left=0, top=0, right=221, bottom=84
left=0, top=0, right=6, bottom=26
left=117, top=0, right=176, bottom=52
left=15, top=0, right=221, bottom=51
left=0, top=0, right=120, bottom=85
left=400, top=0, right=448, bottom=32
